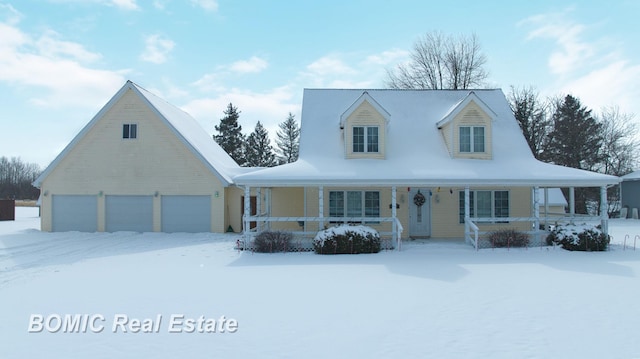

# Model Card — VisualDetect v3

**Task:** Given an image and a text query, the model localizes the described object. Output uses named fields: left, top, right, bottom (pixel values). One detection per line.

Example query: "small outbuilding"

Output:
left=621, top=170, right=640, bottom=218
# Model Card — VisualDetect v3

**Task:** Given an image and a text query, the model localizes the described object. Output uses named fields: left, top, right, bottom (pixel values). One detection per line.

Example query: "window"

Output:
left=329, top=191, right=380, bottom=222
left=123, top=124, right=137, bottom=139
left=353, top=126, right=379, bottom=153
left=459, top=190, right=509, bottom=223
left=459, top=126, right=484, bottom=153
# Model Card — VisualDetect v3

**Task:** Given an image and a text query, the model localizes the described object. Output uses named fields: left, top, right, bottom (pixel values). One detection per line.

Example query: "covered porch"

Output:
left=238, top=183, right=615, bottom=251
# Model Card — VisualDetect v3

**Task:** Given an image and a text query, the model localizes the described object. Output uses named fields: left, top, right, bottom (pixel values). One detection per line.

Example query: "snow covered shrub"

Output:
left=313, top=225, right=381, bottom=254
left=546, top=223, right=610, bottom=251
left=487, top=228, right=530, bottom=248
left=253, top=231, right=293, bottom=253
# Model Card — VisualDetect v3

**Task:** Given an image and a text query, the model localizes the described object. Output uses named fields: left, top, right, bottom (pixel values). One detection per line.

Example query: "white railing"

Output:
left=465, top=218, right=479, bottom=250
left=393, top=217, right=404, bottom=251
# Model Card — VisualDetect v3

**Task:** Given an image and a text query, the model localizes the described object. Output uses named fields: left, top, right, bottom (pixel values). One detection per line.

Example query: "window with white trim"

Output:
left=123, top=124, right=137, bottom=139
left=459, top=190, right=509, bottom=223
left=353, top=126, right=379, bottom=153
left=329, top=191, right=380, bottom=223
left=459, top=126, right=484, bottom=153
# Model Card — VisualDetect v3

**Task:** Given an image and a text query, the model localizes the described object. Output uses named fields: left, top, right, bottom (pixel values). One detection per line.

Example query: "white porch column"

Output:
left=391, top=186, right=397, bottom=244
left=256, top=188, right=261, bottom=232
left=569, top=187, right=575, bottom=224
left=533, top=186, right=540, bottom=244
left=243, top=186, right=251, bottom=235
left=464, top=186, right=470, bottom=241
left=318, top=186, right=324, bottom=230
left=601, top=186, right=609, bottom=236
left=544, top=187, right=549, bottom=228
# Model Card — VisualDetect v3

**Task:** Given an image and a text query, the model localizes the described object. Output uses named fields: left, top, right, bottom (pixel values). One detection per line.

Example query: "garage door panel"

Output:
left=106, top=195, right=153, bottom=232
left=52, top=195, right=97, bottom=232
left=162, top=195, right=211, bottom=233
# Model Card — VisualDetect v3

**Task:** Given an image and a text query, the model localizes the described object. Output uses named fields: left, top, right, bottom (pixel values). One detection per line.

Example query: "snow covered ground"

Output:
left=2, top=207, right=640, bottom=358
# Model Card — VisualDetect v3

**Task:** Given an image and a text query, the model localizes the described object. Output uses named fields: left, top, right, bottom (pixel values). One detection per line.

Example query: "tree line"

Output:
left=0, top=156, right=41, bottom=200
left=213, top=103, right=300, bottom=167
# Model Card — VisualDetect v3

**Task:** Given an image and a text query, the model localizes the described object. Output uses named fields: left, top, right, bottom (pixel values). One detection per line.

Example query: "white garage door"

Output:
left=161, top=195, right=211, bottom=233
left=105, top=195, right=153, bottom=232
left=52, top=195, right=98, bottom=232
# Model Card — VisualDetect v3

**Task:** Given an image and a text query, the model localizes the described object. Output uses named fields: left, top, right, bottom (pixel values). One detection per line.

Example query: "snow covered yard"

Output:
left=2, top=208, right=640, bottom=358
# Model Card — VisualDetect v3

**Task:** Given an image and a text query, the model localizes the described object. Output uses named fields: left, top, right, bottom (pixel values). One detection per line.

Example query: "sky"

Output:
left=1, top=0, right=639, bottom=168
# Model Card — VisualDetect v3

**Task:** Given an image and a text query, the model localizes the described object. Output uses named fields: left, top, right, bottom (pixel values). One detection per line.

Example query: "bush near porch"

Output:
left=313, top=225, right=381, bottom=254
left=252, top=231, right=293, bottom=253
left=546, top=223, right=610, bottom=251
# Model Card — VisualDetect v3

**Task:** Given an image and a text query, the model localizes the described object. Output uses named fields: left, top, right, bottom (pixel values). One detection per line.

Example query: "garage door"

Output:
left=105, top=195, right=153, bottom=232
left=52, top=195, right=97, bottom=232
left=161, top=195, right=211, bottom=233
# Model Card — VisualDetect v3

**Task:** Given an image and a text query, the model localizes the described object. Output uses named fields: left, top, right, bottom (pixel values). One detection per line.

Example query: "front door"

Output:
left=409, top=188, right=431, bottom=238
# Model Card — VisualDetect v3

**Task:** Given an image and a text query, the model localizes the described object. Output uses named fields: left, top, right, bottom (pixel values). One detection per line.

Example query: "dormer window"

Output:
left=353, top=126, right=379, bottom=153
left=459, top=126, right=484, bottom=153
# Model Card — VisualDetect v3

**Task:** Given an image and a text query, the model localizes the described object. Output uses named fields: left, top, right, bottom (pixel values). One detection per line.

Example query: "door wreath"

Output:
left=413, top=191, right=426, bottom=207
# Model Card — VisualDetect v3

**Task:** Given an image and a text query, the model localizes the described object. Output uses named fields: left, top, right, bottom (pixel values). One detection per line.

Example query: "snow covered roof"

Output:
left=34, top=81, right=240, bottom=187
left=622, top=170, right=640, bottom=181
left=234, top=88, right=620, bottom=187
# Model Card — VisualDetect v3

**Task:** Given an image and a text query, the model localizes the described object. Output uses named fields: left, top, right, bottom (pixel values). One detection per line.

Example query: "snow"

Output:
left=234, top=89, right=619, bottom=187
left=2, top=208, right=640, bottom=358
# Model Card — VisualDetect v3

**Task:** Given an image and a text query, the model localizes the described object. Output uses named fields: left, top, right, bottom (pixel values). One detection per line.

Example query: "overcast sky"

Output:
left=1, top=0, right=639, bottom=168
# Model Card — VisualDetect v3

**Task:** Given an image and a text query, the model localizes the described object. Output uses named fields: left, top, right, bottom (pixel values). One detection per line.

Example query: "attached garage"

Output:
left=161, top=195, right=211, bottom=233
left=106, top=195, right=153, bottom=232
left=52, top=195, right=97, bottom=232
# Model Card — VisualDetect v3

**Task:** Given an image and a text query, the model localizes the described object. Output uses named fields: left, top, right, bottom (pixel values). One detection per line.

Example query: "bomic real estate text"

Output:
left=28, top=313, right=239, bottom=334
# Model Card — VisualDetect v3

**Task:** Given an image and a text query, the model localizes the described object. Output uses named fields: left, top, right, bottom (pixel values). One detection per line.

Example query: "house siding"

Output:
left=40, top=89, right=226, bottom=232
left=344, top=101, right=386, bottom=160
left=452, top=101, right=493, bottom=160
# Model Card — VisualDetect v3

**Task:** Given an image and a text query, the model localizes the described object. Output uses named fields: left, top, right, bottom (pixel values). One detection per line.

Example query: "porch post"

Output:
left=243, top=186, right=251, bottom=235
left=569, top=187, right=575, bottom=224
left=464, top=186, right=470, bottom=241
left=533, top=186, right=540, bottom=244
left=256, top=187, right=261, bottom=232
left=544, top=187, right=549, bottom=228
left=600, top=186, right=609, bottom=236
left=318, top=186, right=324, bottom=230
left=391, top=186, right=397, bottom=246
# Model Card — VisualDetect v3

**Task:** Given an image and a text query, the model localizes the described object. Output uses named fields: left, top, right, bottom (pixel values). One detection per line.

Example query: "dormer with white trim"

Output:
left=340, top=92, right=390, bottom=160
left=437, top=91, right=496, bottom=160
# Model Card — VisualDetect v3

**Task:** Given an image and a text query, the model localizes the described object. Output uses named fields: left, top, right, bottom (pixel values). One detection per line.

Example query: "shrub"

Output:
left=253, top=231, right=293, bottom=253
left=487, top=228, right=530, bottom=248
left=546, top=223, right=610, bottom=251
left=313, top=225, right=381, bottom=254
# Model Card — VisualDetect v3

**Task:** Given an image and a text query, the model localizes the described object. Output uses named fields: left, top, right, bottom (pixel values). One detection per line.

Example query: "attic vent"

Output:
left=462, top=109, right=482, bottom=122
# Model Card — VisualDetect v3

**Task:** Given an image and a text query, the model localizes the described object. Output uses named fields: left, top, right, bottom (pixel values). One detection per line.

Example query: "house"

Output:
left=232, top=89, right=620, bottom=247
left=621, top=170, right=640, bottom=218
left=34, top=82, right=620, bottom=247
left=33, top=81, right=250, bottom=233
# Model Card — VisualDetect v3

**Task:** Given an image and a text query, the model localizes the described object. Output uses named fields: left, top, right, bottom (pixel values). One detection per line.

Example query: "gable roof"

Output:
left=234, top=88, right=619, bottom=187
left=339, top=91, right=391, bottom=128
left=436, top=90, right=497, bottom=128
left=33, top=80, right=240, bottom=188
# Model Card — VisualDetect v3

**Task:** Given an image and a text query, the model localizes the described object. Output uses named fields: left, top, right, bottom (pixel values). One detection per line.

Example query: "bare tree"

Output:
left=508, top=86, right=551, bottom=159
left=386, top=32, right=488, bottom=90
left=597, top=106, right=639, bottom=176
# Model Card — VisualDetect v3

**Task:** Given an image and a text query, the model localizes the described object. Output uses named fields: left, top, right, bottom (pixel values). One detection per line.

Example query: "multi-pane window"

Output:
left=123, top=124, right=137, bottom=139
left=329, top=191, right=380, bottom=222
left=459, top=190, right=509, bottom=223
left=353, top=126, right=379, bottom=153
left=459, top=126, right=484, bottom=153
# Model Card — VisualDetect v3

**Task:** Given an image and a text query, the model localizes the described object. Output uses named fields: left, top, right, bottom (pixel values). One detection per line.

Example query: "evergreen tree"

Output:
left=542, top=94, right=603, bottom=170
left=213, top=103, right=245, bottom=165
left=245, top=121, right=277, bottom=167
left=543, top=94, right=604, bottom=214
left=275, top=112, right=300, bottom=164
